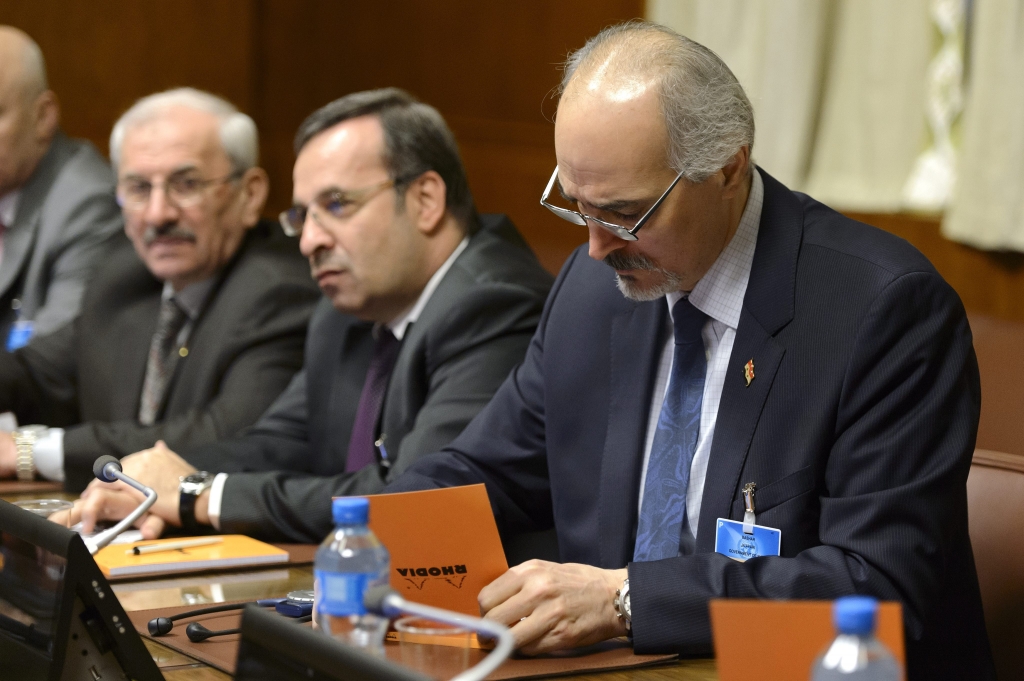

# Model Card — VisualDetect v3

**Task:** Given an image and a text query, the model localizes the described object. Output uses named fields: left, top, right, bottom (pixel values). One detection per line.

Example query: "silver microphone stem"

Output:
left=83, top=466, right=157, bottom=555
left=380, top=592, right=514, bottom=681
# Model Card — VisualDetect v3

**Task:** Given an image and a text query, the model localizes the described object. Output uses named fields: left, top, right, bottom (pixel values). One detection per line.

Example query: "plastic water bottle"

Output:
left=811, top=596, right=901, bottom=680
left=314, top=497, right=391, bottom=655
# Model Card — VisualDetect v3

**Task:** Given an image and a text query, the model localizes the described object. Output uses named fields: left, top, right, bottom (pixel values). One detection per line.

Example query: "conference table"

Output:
left=1, top=486, right=719, bottom=681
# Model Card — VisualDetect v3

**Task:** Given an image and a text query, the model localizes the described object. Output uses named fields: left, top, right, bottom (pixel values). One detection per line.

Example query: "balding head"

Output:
left=559, top=21, right=753, bottom=183
left=550, top=22, right=755, bottom=299
left=0, top=26, right=59, bottom=196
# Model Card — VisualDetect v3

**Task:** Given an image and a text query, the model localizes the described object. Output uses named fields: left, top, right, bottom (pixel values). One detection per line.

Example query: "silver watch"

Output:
left=614, top=577, right=632, bottom=631
left=179, top=470, right=215, bottom=496
left=13, top=425, right=46, bottom=482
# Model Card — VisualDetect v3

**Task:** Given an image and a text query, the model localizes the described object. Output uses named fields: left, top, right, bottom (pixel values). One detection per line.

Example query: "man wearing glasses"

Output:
left=67, top=89, right=553, bottom=543
left=0, top=88, right=319, bottom=492
left=387, top=22, right=992, bottom=679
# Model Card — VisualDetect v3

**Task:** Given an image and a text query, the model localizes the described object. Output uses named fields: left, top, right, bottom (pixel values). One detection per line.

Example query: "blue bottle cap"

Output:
left=332, top=497, right=369, bottom=525
left=833, top=596, right=878, bottom=636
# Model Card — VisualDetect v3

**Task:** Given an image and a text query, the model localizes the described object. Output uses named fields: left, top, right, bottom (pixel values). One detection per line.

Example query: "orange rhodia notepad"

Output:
left=94, top=535, right=288, bottom=577
left=361, top=484, right=509, bottom=616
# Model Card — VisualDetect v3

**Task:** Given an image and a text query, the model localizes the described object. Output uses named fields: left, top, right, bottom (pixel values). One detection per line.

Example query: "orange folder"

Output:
left=710, top=599, right=905, bottom=681
left=94, top=535, right=288, bottom=578
left=364, top=484, right=508, bottom=614
left=353, top=484, right=509, bottom=648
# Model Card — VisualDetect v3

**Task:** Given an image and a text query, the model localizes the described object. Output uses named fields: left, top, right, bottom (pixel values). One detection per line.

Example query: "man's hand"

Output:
left=0, top=431, right=17, bottom=478
left=67, top=441, right=204, bottom=539
left=478, top=560, right=629, bottom=655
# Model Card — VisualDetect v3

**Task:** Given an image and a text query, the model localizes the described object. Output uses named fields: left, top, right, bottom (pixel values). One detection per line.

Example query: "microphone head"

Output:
left=148, top=617, right=173, bottom=636
left=93, top=455, right=121, bottom=483
left=185, top=622, right=217, bottom=642
left=364, top=585, right=398, bottom=615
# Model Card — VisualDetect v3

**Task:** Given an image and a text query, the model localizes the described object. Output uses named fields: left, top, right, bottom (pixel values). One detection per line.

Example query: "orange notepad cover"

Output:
left=342, top=485, right=509, bottom=649
left=94, top=535, right=289, bottom=577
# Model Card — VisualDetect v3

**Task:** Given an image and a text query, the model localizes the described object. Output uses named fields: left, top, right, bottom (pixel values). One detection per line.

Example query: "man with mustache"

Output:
left=384, top=22, right=992, bottom=679
left=66, top=89, right=552, bottom=542
left=0, top=88, right=319, bottom=491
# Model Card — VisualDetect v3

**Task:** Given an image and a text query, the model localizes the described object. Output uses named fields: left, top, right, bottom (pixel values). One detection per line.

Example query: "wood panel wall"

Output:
left=5, top=2, right=1024, bottom=323
left=0, top=0, right=643, bottom=275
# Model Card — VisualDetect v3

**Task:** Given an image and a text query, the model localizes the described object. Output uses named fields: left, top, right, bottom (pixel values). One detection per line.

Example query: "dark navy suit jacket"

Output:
left=389, top=170, right=994, bottom=680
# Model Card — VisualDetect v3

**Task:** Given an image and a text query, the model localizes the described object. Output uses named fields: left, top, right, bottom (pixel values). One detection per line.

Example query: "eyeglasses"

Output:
left=279, top=178, right=403, bottom=238
left=539, top=165, right=685, bottom=241
left=117, top=169, right=243, bottom=211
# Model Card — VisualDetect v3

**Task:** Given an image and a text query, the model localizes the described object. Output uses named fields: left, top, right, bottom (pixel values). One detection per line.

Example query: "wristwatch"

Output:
left=179, top=471, right=214, bottom=532
left=614, top=577, right=632, bottom=632
left=13, top=425, right=46, bottom=482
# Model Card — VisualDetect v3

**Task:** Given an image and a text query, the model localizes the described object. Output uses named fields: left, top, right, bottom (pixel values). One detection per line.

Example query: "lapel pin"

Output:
left=744, top=359, right=755, bottom=386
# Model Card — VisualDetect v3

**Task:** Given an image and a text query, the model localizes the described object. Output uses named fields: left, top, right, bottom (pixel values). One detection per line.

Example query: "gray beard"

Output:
left=604, top=251, right=682, bottom=301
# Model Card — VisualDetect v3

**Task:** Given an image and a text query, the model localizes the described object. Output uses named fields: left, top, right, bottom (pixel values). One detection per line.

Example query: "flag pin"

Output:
left=744, top=359, right=755, bottom=386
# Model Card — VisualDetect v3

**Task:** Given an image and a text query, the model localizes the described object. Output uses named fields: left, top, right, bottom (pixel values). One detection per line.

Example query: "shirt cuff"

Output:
left=207, top=473, right=228, bottom=530
left=33, top=428, right=65, bottom=482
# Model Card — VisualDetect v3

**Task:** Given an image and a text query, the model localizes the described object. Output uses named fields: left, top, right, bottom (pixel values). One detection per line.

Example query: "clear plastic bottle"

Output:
left=811, top=596, right=901, bottom=680
left=313, top=497, right=391, bottom=655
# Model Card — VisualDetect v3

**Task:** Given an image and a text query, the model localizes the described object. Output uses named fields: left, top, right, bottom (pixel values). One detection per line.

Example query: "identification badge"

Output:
left=6, top=320, right=34, bottom=352
left=714, top=518, right=781, bottom=562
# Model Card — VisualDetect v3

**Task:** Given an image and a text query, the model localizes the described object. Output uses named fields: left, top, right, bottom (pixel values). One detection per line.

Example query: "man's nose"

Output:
left=298, top=211, right=332, bottom=258
left=143, top=184, right=180, bottom=226
left=587, top=224, right=626, bottom=262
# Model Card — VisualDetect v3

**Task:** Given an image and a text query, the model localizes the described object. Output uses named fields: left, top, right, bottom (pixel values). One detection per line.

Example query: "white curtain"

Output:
left=649, top=0, right=936, bottom=210
left=646, top=0, right=833, bottom=190
left=942, top=0, right=1024, bottom=250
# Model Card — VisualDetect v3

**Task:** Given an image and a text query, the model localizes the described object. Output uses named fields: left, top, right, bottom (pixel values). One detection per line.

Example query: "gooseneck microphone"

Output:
left=364, top=586, right=514, bottom=681
left=84, top=455, right=158, bottom=555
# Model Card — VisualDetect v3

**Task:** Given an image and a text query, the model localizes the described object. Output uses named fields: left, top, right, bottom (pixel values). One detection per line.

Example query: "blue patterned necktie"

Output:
left=633, top=297, right=708, bottom=562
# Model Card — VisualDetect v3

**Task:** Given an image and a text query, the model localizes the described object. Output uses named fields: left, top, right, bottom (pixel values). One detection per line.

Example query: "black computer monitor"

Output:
left=235, top=605, right=431, bottom=681
left=0, top=499, right=162, bottom=681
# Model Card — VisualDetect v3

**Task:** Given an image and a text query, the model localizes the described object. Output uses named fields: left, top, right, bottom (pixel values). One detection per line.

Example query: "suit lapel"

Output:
left=695, top=169, right=804, bottom=552
left=599, top=300, right=667, bottom=568
left=114, top=294, right=160, bottom=419
left=0, top=134, right=72, bottom=299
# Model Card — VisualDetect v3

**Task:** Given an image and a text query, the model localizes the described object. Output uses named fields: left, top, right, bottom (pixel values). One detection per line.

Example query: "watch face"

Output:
left=180, top=471, right=213, bottom=495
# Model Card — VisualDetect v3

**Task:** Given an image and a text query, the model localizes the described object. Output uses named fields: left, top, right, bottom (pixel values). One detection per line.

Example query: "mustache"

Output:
left=604, top=250, right=659, bottom=271
left=143, top=223, right=197, bottom=246
left=309, top=248, right=352, bottom=277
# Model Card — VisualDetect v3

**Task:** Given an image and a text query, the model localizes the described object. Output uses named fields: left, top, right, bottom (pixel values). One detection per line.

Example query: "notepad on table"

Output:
left=94, top=534, right=289, bottom=577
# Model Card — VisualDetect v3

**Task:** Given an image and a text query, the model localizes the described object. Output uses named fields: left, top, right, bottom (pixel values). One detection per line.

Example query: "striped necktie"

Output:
left=633, top=297, right=708, bottom=562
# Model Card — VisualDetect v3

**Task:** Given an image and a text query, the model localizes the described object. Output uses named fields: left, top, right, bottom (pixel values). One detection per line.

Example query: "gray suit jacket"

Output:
left=183, top=214, right=554, bottom=542
left=0, top=221, right=320, bottom=491
left=0, top=132, right=122, bottom=341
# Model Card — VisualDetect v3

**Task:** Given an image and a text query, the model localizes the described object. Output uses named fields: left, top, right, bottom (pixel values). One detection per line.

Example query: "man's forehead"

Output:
left=293, top=116, right=387, bottom=195
left=119, top=108, right=227, bottom=174
left=554, top=86, right=669, bottom=196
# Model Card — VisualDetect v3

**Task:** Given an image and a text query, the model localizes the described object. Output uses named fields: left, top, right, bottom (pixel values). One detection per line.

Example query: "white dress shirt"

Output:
left=31, top=278, right=218, bottom=482
left=207, top=237, right=471, bottom=528
left=638, top=169, right=764, bottom=540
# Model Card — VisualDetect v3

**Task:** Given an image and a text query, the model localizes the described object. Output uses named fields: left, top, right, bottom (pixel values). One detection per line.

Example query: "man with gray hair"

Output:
left=387, top=21, right=993, bottom=679
left=0, top=26, right=121, bottom=345
left=65, top=88, right=552, bottom=543
left=0, top=87, right=319, bottom=492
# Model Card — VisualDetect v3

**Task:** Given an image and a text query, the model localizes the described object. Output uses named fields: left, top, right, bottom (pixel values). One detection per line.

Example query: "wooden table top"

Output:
left=3, top=488, right=718, bottom=680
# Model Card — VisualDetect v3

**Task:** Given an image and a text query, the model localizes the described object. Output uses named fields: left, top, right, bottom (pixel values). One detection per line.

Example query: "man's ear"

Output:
left=33, top=90, right=60, bottom=143
left=719, top=145, right=751, bottom=197
left=237, top=167, right=270, bottom=228
left=403, top=170, right=448, bottom=235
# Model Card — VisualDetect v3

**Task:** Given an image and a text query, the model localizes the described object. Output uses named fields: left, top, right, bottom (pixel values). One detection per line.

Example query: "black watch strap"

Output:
left=179, top=488, right=201, bottom=532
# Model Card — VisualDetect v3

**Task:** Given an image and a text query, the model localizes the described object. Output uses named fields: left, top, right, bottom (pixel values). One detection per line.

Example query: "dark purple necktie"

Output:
left=345, top=326, right=402, bottom=472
